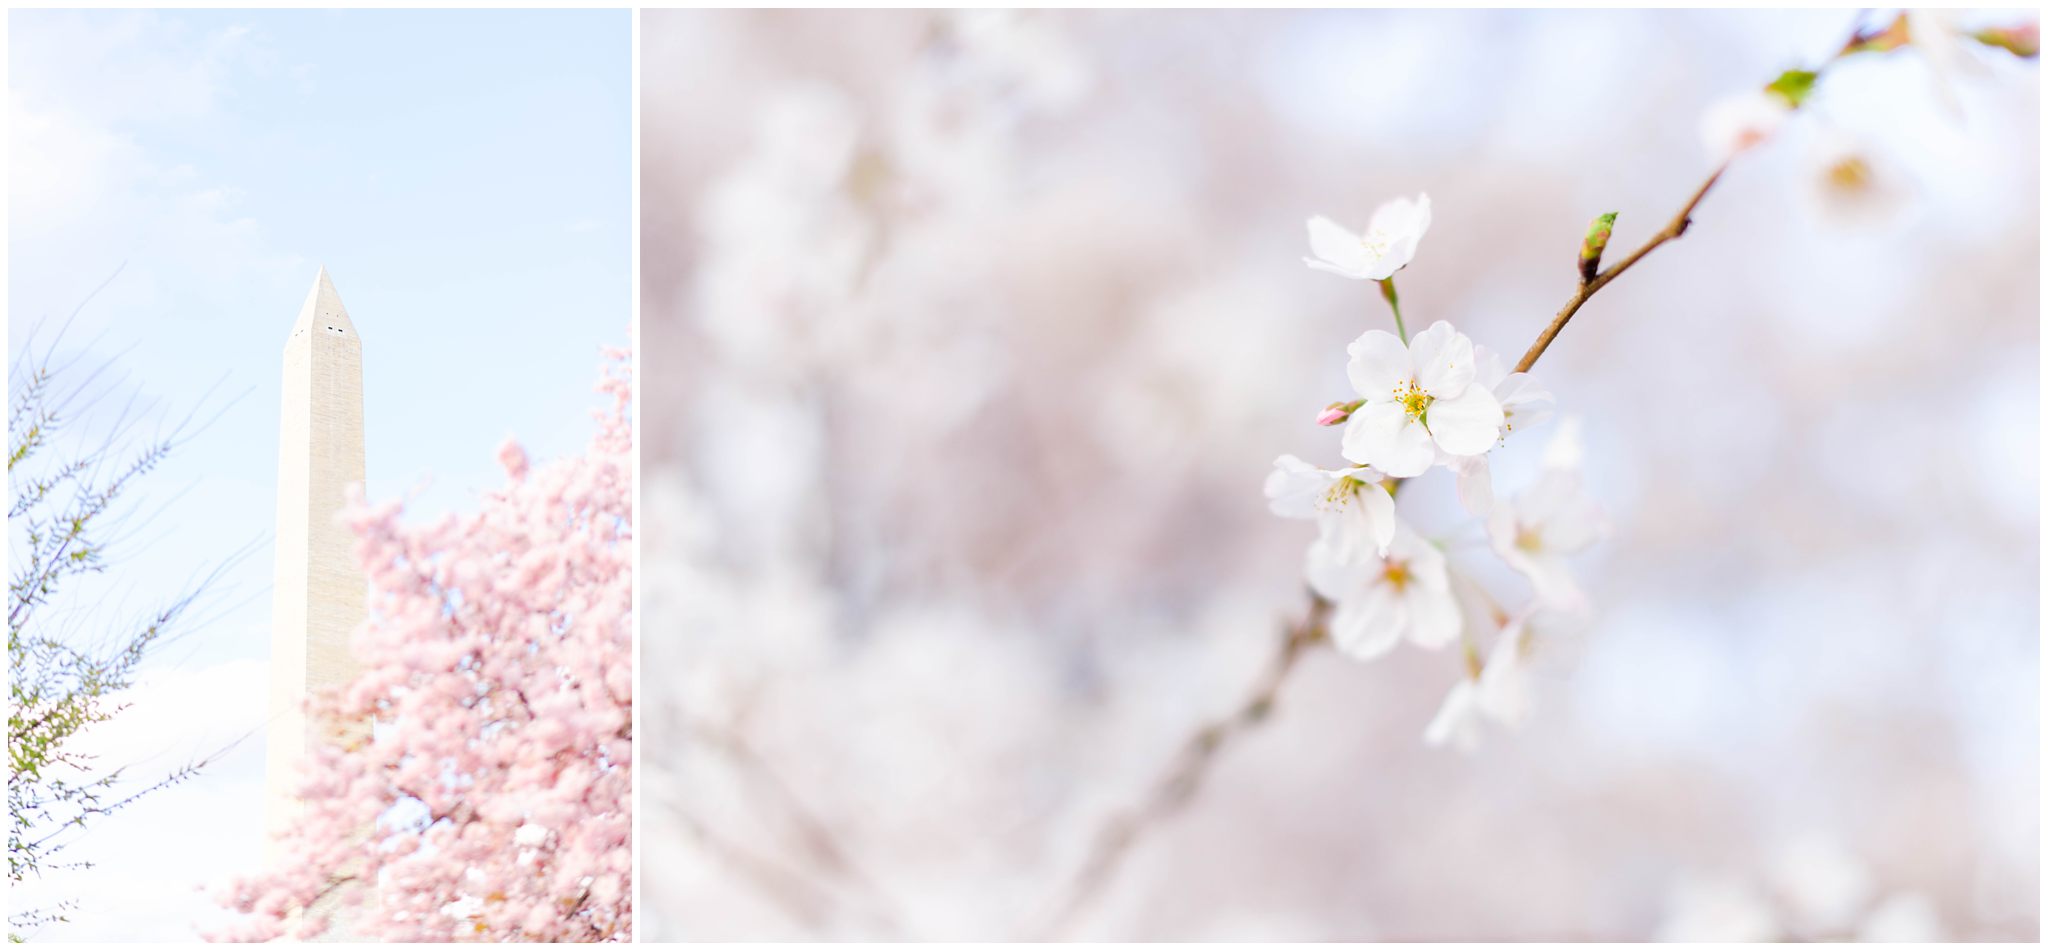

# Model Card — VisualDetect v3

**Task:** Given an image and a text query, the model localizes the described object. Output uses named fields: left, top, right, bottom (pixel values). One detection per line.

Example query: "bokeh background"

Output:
left=639, top=9, right=2039, bottom=940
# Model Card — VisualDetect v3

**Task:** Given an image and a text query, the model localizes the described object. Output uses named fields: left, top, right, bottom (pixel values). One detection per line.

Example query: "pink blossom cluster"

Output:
left=209, top=351, right=634, bottom=942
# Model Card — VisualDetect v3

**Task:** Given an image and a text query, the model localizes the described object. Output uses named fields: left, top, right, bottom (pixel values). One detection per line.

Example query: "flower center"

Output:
left=1382, top=560, right=1411, bottom=591
left=1393, top=380, right=1432, bottom=422
left=1515, top=525, right=1544, bottom=552
left=1319, top=476, right=1364, bottom=511
left=1827, top=156, right=1872, bottom=191
left=1358, top=230, right=1392, bottom=261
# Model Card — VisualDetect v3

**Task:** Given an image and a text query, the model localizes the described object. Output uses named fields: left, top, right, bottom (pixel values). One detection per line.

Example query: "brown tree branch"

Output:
left=1515, top=163, right=1729, bottom=373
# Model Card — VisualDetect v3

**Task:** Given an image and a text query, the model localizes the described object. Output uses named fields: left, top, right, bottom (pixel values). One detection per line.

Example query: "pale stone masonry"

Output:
left=264, top=267, right=368, bottom=852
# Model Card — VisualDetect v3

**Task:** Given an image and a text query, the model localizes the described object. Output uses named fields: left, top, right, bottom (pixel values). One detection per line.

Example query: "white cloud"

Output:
left=11, top=658, right=272, bottom=941
left=8, top=11, right=302, bottom=334
left=64, top=658, right=269, bottom=772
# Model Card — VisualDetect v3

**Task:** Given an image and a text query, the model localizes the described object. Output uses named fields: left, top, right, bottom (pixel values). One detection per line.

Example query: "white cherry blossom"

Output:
left=1474, top=344, right=1555, bottom=441
left=1424, top=586, right=1537, bottom=751
left=1340, top=321, right=1504, bottom=477
left=1303, top=194, right=1432, bottom=281
left=1475, top=613, right=1535, bottom=726
left=1804, top=129, right=1910, bottom=229
left=1264, top=454, right=1396, bottom=560
left=1422, top=677, right=1484, bottom=752
left=1305, top=521, right=1459, bottom=661
left=1701, top=89, right=1792, bottom=160
left=1441, top=344, right=1555, bottom=514
left=1487, top=419, right=1608, bottom=612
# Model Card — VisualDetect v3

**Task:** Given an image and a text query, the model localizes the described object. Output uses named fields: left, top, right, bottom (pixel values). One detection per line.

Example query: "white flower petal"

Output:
left=1489, top=508, right=1587, bottom=613
left=1338, top=464, right=1385, bottom=485
left=1494, top=372, right=1555, bottom=433
left=1423, top=679, right=1481, bottom=751
left=1521, top=551, right=1586, bottom=613
left=1395, top=525, right=1451, bottom=592
left=1345, top=330, right=1411, bottom=398
left=1356, top=479, right=1397, bottom=555
left=1367, top=193, right=1432, bottom=274
left=1263, top=454, right=1327, bottom=519
left=1403, top=582, right=1462, bottom=649
left=1317, top=489, right=1380, bottom=565
left=1471, top=344, right=1509, bottom=390
left=1304, top=256, right=1367, bottom=279
left=1366, top=193, right=1422, bottom=237
left=1540, top=492, right=1608, bottom=553
left=1304, top=215, right=1370, bottom=277
left=1701, top=90, right=1791, bottom=160
left=1425, top=383, right=1504, bottom=456
left=1476, top=618, right=1532, bottom=725
left=1452, top=453, right=1494, bottom=516
left=1303, top=537, right=1362, bottom=601
left=1328, top=580, right=1405, bottom=661
left=1343, top=404, right=1435, bottom=477
left=1407, top=321, right=1475, bottom=397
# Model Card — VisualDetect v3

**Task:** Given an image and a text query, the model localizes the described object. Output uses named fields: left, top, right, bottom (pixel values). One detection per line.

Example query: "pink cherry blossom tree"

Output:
left=209, top=351, right=633, bottom=942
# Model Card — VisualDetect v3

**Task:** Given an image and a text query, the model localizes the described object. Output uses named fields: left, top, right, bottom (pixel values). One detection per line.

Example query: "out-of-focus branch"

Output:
left=688, top=719, right=904, bottom=936
left=665, top=801, right=836, bottom=931
left=1041, top=593, right=1330, bottom=937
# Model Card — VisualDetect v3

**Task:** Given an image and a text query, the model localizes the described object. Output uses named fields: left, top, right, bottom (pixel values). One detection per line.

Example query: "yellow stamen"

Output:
left=1394, top=380, right=1432, bottom=421
left=1828, top=156, right=1872, bottom=191
left=1320, top=477, right=1363, bottom=511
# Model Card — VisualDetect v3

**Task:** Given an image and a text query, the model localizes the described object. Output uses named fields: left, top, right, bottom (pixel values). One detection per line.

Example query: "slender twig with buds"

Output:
left=1517, top=164, right=1727, bottom=374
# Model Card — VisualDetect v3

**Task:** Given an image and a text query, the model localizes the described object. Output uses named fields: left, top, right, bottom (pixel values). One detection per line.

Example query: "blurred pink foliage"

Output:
left=208, top=351, right=634, bottom=942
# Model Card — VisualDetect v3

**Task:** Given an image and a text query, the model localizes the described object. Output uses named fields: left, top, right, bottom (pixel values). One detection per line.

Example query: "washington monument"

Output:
left=264, top=267, right=367, bottom=847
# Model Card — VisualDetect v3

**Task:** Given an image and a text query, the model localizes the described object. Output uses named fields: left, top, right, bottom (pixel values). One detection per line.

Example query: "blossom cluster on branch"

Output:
left=1271, top=199, right=1606, bottom=751
left=208, top=352, right=633, bottom=942
left=1263, top=8, right=2038, bottom=754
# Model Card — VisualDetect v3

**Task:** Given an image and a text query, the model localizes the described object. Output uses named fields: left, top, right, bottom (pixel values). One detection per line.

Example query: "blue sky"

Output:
left=7, top=9, right=629, bottom=939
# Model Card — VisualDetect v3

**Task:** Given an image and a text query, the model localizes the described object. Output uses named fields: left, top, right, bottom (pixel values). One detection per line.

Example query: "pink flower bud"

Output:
left=1317, top=401, right=1361, bottom=426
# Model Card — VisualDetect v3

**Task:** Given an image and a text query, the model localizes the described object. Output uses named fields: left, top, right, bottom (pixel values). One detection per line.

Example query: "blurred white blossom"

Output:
left=1701, top=89, right=1792, bottom=159
left=1443, top=344, right=1555, bottom=514
left=1264, top=455, right=1397, bottom=559
left=1303, top=194, right=1432, bottom=281
left=1306, top=522, right=1460, bottom=660
left=1486, top=435, right=1607, bottom=613
left=1803, top=129, right=1912, bottom=228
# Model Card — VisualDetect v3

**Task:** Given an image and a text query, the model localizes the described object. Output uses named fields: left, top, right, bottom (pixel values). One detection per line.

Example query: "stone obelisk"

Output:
left=265, top=267, right=368, bottom=850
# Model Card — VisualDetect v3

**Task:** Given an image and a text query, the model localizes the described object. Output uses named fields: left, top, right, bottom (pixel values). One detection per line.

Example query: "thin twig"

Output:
left=1041, top=593, right=1330, bottom=936
left=1045, top=160, right=1736, bottom=936
left=665, top=799, right=837, bottom=931
left=1515, top=163, right=1728, bottom=373
left=689, top=720, right=905, bottom=935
